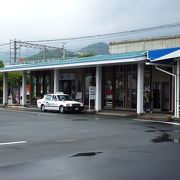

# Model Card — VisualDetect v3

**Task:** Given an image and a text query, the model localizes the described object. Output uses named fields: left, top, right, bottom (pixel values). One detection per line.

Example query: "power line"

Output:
left=26, top=22, right=180, bottom=43
left=0, top=43, right=10, bottom=47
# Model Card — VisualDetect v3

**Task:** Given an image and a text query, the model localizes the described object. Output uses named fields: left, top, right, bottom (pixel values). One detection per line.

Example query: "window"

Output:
left=52, top=95, right=57, bottom=101
left=45, top=95, right=52, bottom=101
left=57, top=95, right=73, bottom=101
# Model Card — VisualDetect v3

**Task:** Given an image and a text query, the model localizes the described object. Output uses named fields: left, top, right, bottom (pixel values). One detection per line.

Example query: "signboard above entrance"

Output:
left=59, top=73, right=75, bottom=80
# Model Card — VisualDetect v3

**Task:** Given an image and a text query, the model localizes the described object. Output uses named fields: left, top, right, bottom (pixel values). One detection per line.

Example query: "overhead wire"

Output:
left=26, top=22, right=180, bottom=43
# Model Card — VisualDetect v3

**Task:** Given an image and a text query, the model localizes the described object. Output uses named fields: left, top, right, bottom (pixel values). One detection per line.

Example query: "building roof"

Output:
left=147, top=47, right=180, bottom=61
left=0, top=51, right=146, bottom=73
left=109, top=34, right=180, bottom=45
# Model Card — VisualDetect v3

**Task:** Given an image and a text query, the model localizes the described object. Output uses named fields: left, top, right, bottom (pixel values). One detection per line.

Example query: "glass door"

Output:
left=104, top=73, right=113, bottom=108
left=153, top=82, right=170, bottom=111
left=126, top=66, right=137, bottom=110
left=62, top=80, right=72, bottom=95
left=161, top=82, right=169, bottom=111
left=153, top=82, right=161, bottom=110
left=115, top=72, right=124, bottom=109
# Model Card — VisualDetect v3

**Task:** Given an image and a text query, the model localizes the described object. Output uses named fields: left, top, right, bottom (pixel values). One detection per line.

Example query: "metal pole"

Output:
left=10, top=40, right=11, bottom=64
left=14, top=40, right=17, bottom=64
left=62, top=44, right=65, bottom=60
left=177, top=60, right=180, bottom=118
left=175, top=76, right=177, bottom=118
left=43, top=47, right=46, bottom=60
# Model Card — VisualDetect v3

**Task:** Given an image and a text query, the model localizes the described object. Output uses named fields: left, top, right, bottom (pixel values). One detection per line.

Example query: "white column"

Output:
left=176, top=60, right=180, bottom=118
left=137, top=63, right=144, bottom=115
left=54, top=69, right=59, bottom=93
left=95, top=65, right=102, bottom=112
left=3, top=72, right=8, bottom=105
left=172, top=67, right=177, bottom=117
left=22, top=71, right=27, bottom=106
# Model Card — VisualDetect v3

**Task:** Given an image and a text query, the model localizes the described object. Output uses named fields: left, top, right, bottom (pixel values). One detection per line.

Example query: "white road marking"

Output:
left=0, top=141, right=27, bottom=146
left=133, top=118, right=180, bottom=126
left=56, top=138, right=79, bottom=143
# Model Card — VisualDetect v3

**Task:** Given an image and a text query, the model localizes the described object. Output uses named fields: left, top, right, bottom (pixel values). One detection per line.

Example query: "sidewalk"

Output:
left=1, top=104, right=180, bottom=125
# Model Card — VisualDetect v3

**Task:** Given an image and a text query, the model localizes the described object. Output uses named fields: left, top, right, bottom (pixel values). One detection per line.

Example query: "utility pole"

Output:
left=10, top=40, right=64, bottom=63
left=43, top=47, right=47, bottom=60
left=9, top=39, right=11, bottom=64
left=62, top=44, right=65, bottom=60
left=14, top=40, right=17, bottom=64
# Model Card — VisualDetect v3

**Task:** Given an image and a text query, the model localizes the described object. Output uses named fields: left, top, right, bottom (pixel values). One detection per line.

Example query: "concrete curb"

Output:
left=0, top=106, right=40, bottom=112
left=1, top=105, right=180, bottom=126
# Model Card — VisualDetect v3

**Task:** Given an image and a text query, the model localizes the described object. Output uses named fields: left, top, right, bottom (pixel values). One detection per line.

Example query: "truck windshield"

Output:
left=57, top=95, right=73, bottom=101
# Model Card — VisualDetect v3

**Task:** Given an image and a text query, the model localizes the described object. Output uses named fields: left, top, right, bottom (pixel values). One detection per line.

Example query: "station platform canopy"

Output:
left=1, top=47, right=180, bottom=73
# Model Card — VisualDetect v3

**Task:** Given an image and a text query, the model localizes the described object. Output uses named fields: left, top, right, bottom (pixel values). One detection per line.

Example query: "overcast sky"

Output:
left=0, top=0, right=180, bottom=45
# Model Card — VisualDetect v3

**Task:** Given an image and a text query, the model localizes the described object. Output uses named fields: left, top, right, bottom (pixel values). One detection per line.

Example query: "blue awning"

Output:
left=147, top=47, right=180, bottom=61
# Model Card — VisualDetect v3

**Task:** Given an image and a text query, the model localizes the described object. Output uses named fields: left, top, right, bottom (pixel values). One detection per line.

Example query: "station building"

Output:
left=0, top=35, right=180, bottom=117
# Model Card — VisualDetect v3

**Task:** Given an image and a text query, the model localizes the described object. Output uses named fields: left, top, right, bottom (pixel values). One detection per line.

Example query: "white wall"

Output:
left=109, top=35, right=180, bottom=54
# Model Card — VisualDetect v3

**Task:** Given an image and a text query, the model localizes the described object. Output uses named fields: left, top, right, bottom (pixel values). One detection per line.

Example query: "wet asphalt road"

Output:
left=0, top=109, right=180, bottom=180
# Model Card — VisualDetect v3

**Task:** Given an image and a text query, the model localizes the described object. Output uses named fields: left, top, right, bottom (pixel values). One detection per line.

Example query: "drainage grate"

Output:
left=71, top=152, right=103, bottom=157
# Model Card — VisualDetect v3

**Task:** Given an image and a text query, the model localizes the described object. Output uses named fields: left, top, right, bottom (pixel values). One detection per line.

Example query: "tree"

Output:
left=0, top=60, right=22, bottom=104
left=78, top=52, right=95, bottom=58
left=0, top=60, right=4, bottom=68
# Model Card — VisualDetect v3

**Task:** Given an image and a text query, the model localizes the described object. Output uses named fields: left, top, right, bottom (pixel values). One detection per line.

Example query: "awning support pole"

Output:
left=137, top=63, right=144, bottom=115
left=155, top=66, right=177, bottom=118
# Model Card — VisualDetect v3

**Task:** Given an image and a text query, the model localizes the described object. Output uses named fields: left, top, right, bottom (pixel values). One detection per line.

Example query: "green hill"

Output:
left=78, top=42, right=109, bottom=55
left=25, top=49, right=77, bottom=61
left=25, top=42, right=109, bottom=61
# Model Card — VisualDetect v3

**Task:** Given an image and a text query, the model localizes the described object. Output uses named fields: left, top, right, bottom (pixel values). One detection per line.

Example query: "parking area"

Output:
left=0, top=109, right=180, bottom=180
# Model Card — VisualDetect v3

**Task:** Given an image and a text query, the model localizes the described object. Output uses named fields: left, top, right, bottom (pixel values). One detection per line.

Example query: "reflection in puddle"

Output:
left=152, top=133, right=180, bottom=144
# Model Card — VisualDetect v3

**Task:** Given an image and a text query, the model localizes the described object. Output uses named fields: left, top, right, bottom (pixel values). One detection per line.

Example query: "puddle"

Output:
left=152, top=133, right=180, bottom=144
left=146, top=126, right=157, bottom=129
left=173, top=130, right=180, bottom=133
left=71, top=152, right=103, bottom=157
left=159, top=130, right=172, bottom=133
left=72, top=119, right=87, bottom=121
left=152, top=133, right=171, bottom=143
left=145, top=130, right=156, bottom=132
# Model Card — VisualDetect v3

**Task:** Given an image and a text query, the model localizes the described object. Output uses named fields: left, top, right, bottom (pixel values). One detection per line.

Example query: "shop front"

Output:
left=1, top=48, right=179, bottom=117
left=102, top=64, right=137, bottom=110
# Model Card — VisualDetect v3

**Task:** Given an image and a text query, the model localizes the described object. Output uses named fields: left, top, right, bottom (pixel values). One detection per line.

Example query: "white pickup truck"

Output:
left=37, top=92, right=84, bottom=113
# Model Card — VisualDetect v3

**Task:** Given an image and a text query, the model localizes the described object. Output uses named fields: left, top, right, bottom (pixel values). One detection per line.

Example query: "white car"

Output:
left=37, top=92, right=84, bottom=113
